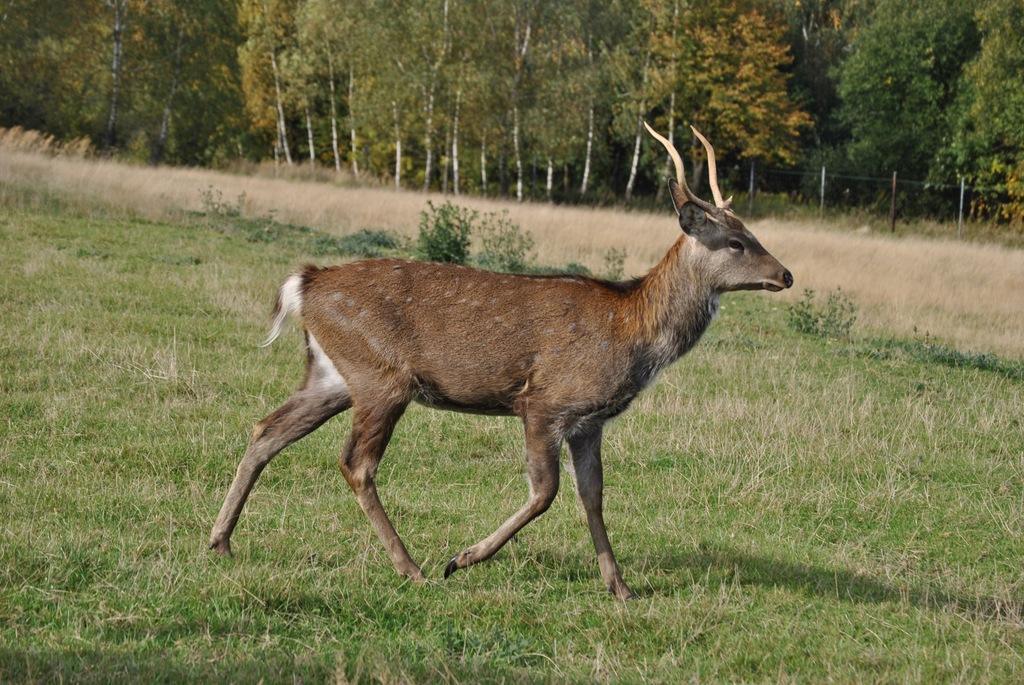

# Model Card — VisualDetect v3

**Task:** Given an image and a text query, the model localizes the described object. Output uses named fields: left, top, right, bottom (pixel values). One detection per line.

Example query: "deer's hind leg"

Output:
left=210, top=333, right=352, bottom=556
left=339, top=396, right=422, bottom=580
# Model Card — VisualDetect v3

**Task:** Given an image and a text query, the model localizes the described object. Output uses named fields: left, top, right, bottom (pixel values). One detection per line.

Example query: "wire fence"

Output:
left=486, top=153, right=1016, bottom=240
left=741, top=163, right=1011, bottom=239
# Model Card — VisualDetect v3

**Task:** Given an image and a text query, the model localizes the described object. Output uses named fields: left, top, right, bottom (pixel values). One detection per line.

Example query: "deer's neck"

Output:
left=630, top=237, right=719, bottom=365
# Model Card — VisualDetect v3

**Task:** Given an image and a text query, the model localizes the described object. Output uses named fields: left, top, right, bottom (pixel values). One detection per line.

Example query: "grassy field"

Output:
left=2, top=157, right=1024, bottom=683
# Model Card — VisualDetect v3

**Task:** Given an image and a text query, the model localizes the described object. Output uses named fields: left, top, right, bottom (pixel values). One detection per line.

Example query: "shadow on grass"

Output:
left=645, top=541, right=1024, bottom=623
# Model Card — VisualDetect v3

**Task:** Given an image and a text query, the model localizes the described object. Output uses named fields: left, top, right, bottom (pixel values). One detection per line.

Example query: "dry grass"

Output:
left=762, top=220, right=1024, bottom=357
left=2, top=145, right=1022, bottom=358
left=0, top=126, right=94, bottom=157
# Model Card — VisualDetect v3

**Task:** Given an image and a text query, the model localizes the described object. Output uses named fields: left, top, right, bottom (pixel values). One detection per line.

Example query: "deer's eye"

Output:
left=728, top=239, right=744, bottom=253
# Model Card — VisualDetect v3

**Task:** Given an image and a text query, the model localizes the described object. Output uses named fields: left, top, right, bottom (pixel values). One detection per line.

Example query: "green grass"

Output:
left=2, top=185, right=1023, bottom=683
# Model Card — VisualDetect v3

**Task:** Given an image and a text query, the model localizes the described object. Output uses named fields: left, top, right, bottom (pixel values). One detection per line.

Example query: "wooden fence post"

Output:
left=958, top=176, right=966, bottom=240
left=889, top=171, right=897, bottom=232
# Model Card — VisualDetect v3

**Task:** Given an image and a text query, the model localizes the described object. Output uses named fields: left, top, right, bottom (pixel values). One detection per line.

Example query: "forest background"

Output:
left=1, top=0, right=1022, bottom=224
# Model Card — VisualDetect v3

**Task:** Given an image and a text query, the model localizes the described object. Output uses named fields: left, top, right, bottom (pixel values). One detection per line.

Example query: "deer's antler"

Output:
left=690, top=126, right=732, bottom=209
left=645, top=122, right=732, bottom=212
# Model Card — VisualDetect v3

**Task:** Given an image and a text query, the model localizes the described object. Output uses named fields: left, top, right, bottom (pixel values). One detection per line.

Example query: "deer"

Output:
left=209, top=123, right=793, bottom=600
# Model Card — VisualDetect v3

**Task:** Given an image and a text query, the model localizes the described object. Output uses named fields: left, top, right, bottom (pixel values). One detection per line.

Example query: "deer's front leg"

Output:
left=444, top=413, right=561, bottom=577
left=567, top=425, right=636, bottom=600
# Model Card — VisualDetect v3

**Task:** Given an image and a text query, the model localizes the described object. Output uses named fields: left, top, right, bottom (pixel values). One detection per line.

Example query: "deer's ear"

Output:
left=678, top=201, right=710, bottom=237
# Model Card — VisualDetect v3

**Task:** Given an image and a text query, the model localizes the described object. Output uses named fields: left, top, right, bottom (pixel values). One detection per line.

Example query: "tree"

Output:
left=239, top=0, right=298, bottom=166
left=636, top=0, right=687, bottom=197
left=836, top=0, right=979, bottom=181
left=0, top=0, right=830, bottom=211
left=295, top=0, right=350, bottom=172
left=138, top=0, right=245, bottom=166
left=686, top=1, right=812, bottom=171
left=102, top=0, right=131, bottom=152
left=774, top=0, right=863, bottom=150
left=950, top=0, right=1024, bottom=223
left=492, top=0, right=539, bottom=201
left=375, top=0, right=459, bottom=191
left=148, top=4, right=186, bottom=165
left=607, top=0, right=670, bottom=202
left=0, top=1, right=107, bottom=141
left=527, top=16, right=590, bottom=201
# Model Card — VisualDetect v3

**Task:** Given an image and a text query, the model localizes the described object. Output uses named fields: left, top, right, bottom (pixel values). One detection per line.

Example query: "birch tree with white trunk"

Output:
left=103, top=0, right=133, bottom=152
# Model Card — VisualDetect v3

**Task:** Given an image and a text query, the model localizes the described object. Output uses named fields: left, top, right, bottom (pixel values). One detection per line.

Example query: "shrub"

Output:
left=314, top=229, right=404, bottom=258
left=602, top=248, right=627, bottom=280
left=417, top=200, right=474, bottom=264
left=476, top=210, right=534, bottom=273
left=562, top=262, right=592, bottom=276
left=198, top=185, right=244, bottom=218
left=787, top=287, right=857, bottom=340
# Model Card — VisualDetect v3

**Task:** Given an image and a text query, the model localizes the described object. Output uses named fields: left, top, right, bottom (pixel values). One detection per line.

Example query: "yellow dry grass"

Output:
left=3, top=147, right=1023, bottom=358
left=0, top=126, right=94, bottom=157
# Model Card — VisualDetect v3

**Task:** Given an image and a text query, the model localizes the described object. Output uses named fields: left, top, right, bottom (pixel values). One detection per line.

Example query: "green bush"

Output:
left=417, top=200, right=474, bottom=264
left=416, top=199, right=618, bottom=277
left=198, top=185, right=244, bottom=218
left=561, top=262, right=592, bottom=276
left=602, top=247, right=627, bottom=280
left=787, top=287, right=857, bottom=340
left=476, top=210, right=534, bottom=273
left=314, top=229, right=404, bottom=258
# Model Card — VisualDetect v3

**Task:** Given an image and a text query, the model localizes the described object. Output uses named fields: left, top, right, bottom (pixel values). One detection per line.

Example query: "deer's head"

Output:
left=646, top=123, right=793, bottom=294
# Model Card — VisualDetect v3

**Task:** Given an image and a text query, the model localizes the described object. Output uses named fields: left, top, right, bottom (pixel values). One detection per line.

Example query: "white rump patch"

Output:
left=307, top=333, right=349, bottom=394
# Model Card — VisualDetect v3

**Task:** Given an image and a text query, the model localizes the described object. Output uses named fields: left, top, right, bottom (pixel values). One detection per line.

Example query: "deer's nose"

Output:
left=783, top=270, right=794, bottom=289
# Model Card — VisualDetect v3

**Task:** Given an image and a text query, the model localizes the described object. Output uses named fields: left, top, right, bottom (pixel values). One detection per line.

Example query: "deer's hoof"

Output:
left=609, top=582, right=638, bottom=601
left=209, top=539, right=233, bottom=557
left=444, top=555, right=460, bottom=579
